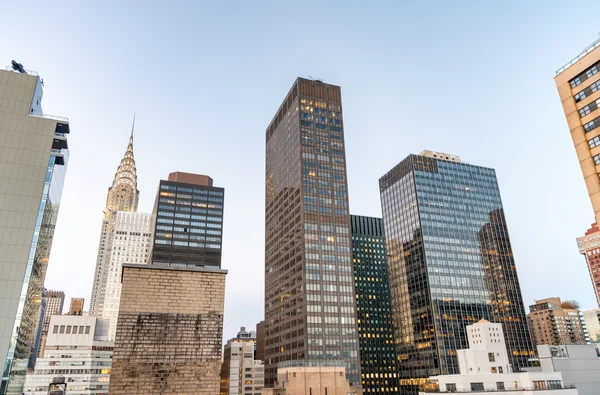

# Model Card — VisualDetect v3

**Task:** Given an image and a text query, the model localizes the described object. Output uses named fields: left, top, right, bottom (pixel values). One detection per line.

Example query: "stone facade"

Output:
left=108, top=264, right=227, bottom=395
left=261, top=365, right=362, bottom=395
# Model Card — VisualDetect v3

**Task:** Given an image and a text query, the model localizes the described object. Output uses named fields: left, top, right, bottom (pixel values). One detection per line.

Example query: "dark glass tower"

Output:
left=379, top=151, right=534, bottom=394
left=151, top=172, right=224, bottom=268
left=264, top=78, right=360, bottom=386
left=350, top=215, right=398, bottom=394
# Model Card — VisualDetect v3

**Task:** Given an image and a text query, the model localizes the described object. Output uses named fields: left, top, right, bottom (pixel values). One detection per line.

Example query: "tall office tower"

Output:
left=101, top=211, right=153, bottom=340
left=350, top=215, right=398, bottom=394
left=220, top=327, right=264, bottom=395
left=0, top=66, right=71, bottom=394
left=264, top=78, right=359, bottom=387
left=256, top=320, right=266, bottom=361
left=150, top=172, right=224, bottom=268
left=37, top=290, right=65, bottom=358
left=379, top=151, right=534, bottom=394
left=528, top=298, right=588, bottom=346
left=582, top=308, right=600, bottom=342
left=576, top=223, right=600, bottom=306
left=108, top=263, right=227, bottom=395
left=68, top=298, right=85, bottom=315
left=89, top=125, right=139, bottom=318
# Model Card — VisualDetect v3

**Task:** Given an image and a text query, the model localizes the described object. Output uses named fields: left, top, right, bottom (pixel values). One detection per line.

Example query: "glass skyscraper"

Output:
left=379, top=151, right=534, bottom=394
left=264, top=78, right=360, bottom=386
left=350, top=215, right=398, bottom=394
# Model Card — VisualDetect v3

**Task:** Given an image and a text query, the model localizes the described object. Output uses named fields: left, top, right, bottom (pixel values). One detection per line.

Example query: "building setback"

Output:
left=108, top=263, right=226, bottom=395
left=379, top=151, right=534, bottom=394
left=528, top=298, right=588, bottom=346
left=0, top=66, right=71, bottom=395
left=350, top=215, right=398, bottom=394
left=264, top=78, right=360, bottom=387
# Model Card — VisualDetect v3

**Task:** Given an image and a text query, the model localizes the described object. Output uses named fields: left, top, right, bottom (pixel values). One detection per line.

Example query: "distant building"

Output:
left=256, top=320, right=265, bottom=362
left=0, top=66, right=71, bottom=395
left=28, top=292, right=46, bottom=370
left=537, top=344, right=600, bottom=395
left=421, top=320, right=575, bottom=394
left=37, top=290, right=65, bottom=359
left=261, top=362, right=362, bottom=395
left=108, top=263, right=226, bottom=395
left=582, top=308, right=600, bottom=343
left=221, top=327, right=264, bottom=395
left=350, top=215, right=398, bottom=394
left=577, top=223, right=600, bottom=306
left=68, top=298, right=85, bottom=315
left=23, top=315, right=112, bottom=394
left=528, top=298, right=588, bottom=345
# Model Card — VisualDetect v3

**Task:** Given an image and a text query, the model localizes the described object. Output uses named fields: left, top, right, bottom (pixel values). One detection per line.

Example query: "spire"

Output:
left=130, top=113, right=135, bottom=139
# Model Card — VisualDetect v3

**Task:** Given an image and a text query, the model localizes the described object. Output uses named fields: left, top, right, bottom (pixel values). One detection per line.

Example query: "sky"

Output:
left=1, top=1, right=599, bottom=342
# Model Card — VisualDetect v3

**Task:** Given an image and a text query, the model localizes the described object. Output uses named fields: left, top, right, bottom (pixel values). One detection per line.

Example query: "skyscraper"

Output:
left=379, top=151, right=534, bottom=394
left=350, top=215, right=398, bottom=394
left=264, top=78, right=359, bottom=386
left=37, top=290, right=64, bottom=359
left=220, top=327, right=264, bottom=395
left=0, top=66, right=71, bottom=394
left=576, top=223, right=600, bottom=306
left=555, top=37, right=600, bottom=225
left=89, top=124, right=139, bottom=318
left=150, top=172, right=224, bottom=268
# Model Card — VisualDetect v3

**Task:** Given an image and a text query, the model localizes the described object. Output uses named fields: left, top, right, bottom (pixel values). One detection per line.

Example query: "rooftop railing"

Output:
left=556, top=37, right=600, bottom=75
left=4, top=66, right=39, bottom=76
left=31, top=114, right=69, bottom=122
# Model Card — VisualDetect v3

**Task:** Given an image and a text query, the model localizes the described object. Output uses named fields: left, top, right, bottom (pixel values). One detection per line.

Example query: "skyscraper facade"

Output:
left=68, top=297, right=85, bottom=315
left=379, top=151, right=534, bottom=394
left=264, top=78, right=359, bottom=386
left=220, top=327, right=264, bottom=395
left=350, top=215, right=398, bottom=394
left=101, top=211, right=152, bottom=339
left=576, top=223, right=600, bottom=307
left=555, top=37, right=600, bottom=225
left=150, top=172, right=224, bottom=268
left=89, top=128, right=139, bottom=318
left=0, top=67, right=71, bottom=394
left=37, top=290, right=65, bottom=358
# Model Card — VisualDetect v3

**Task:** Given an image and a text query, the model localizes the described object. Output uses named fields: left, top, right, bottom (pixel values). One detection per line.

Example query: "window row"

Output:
left=575, top=79, right=600, bottom=102
left=570, top=61, right=600, bottom=88
left=579, top=98, right=600, bottom=117
left=160, top=185, right=223, bottom=196
left=53, top=325, right=91, bottom=335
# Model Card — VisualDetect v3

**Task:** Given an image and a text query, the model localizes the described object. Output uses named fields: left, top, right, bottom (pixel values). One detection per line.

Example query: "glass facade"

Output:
left=350, top=215, right=398, bottom=394
left=264, top=78, right=360, bottom=387
left=151, top=179, right=224, bottom=268
left=379, top=153, right=534, bottom=394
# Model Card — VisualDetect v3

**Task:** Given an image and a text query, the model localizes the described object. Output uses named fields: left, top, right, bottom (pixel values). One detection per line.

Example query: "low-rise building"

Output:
left=528, top=298, right=587, bottom=346
left=538, top=344, right=600, bottom=395
left=23, top=315, right=112, bottom=395
left=420, top=320, right=576, bottom=394
left=261, top=362, right=362, bottom=395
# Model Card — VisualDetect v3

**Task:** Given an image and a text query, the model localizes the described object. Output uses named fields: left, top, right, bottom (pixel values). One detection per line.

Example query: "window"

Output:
left=589, top=135, right=600, bottom=148
left=53, top=325, right=59, bottom=334
left=488, top=352, right=495, bottom=362
left=579, top=99, right=600, bottom=118
left=66, top=326, right=71, bottom=334
left=533, top=380, right=547, bottom=390
left=85, top=326, right=91, bottom=334
left=498, top=366, right=503, bottom=373
left=496, top=382, right=505, bottom=390
left=584, top=116, right=600, bottom=133
left=490, top=367, right=497, bottom=373
left=547, top=380, right=562, bottom=389
left=575, top=79, right=600, bottom=102
left=59, top=325, right=65, bottom=334
left=470, top=383, right=484, bottom=391
left=445, top=383, right=456, bottom=392
left=79, top=326, right=84, bottom=334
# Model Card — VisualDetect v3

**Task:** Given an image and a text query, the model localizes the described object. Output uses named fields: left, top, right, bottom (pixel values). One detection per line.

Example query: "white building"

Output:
left=538, top=344, right=600, bottom=395
left=221, top=327, right=264, bottom=395
left=23, top=315, right=113, bottom=395
left=421, top=319, right=576, bottom=394
left=582, top=308, right=600, bottom=343
left=101, top=211, right=152, bottom=340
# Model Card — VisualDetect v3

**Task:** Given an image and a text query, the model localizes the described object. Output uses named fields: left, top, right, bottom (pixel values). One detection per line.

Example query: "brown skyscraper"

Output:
left=264, top=78, right=360, bottom=387
left=68, top=298, right=84, bottom=315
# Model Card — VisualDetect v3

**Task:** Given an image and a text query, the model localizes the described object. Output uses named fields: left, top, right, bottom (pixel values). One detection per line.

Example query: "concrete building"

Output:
left=108, top=263, right=227, bottom=395
left=528, top=298, right=587, bottom=346
left=537, top=344, right=600, bottom=395
left=0, top=65, right=71, bottom=394
left=264, top=78, right=360, bottom=387
left=577, top=223, right=600, bottom=306
left=89, top=123, right=139, bottom=319
left=101, top=211, right=152, bottom=340
left=379, top=151, right=534, bottom=393
left=37, top=290, right=64, bottom=359
left=421, top=320, right=575, bottom=394
left=23, top=315, right=112, bottom=395
left=256, top=321, right=265, bottom=362
left=262, top=362, right=362, bottom=395
left=68, top=298, right=85, bottom=315
left=150, top=172, right=224, bottom=268
left=350, top=215, right=398, bottom=394
left=582, top=308, right=600, bottom=342
left=220, top=327, right=264, bottom=395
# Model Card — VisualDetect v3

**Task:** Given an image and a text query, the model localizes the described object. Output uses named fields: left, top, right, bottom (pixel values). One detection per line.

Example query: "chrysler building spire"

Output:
left=105, top=116, right=139, bottom=213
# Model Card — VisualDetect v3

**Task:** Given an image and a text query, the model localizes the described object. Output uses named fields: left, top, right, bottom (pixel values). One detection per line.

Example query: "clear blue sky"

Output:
left=1, top=1, right=599, bottom=342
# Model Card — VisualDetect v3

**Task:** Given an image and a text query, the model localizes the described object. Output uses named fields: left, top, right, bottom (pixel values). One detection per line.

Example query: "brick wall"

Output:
left=108, top=265, right=227, bottom=395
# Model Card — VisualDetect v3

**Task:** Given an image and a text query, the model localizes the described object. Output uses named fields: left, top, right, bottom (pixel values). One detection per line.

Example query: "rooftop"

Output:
left=556, top=36, right=600, bottom=76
